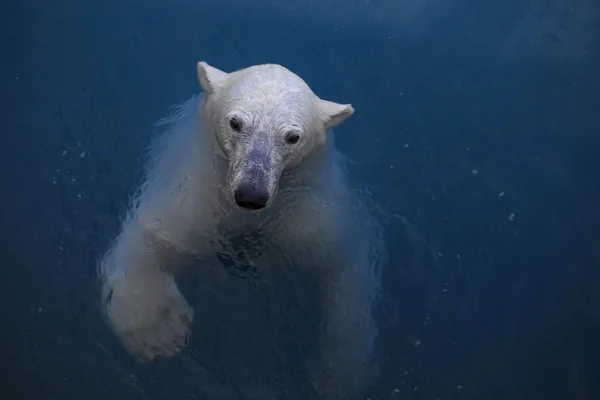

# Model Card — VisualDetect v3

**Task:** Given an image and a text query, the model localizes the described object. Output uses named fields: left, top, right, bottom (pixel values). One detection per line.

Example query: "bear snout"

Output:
left=234, top=182, right=270, bottom=210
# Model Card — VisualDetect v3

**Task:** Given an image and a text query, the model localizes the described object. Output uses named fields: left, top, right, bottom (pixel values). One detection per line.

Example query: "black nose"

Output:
left=234, top=184, right=269, bottom=210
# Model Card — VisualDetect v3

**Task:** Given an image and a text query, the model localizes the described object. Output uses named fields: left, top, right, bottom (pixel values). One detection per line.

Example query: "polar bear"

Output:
left=99, top=61, right=386, bottom=399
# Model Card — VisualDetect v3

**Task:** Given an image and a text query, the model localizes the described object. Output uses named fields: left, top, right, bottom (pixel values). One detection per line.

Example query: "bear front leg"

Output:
left=99, top=216, right=194, bottom=362
left=278, top=189, right=384, bottom=398
left=310, top=240, right=383, bottom=400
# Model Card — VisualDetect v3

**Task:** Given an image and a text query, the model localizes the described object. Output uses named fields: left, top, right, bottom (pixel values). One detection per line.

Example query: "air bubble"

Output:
left=152, top=219, right=163, bottom=230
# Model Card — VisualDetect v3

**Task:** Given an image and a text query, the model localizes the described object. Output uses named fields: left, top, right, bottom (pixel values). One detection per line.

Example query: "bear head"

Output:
left=197, top=61, right=354, bottom=211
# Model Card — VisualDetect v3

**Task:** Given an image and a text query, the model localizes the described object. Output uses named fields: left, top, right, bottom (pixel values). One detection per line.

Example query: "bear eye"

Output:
left=285, top=131, right=300, bottom=144
left=229, top=117, right=242, bottom=132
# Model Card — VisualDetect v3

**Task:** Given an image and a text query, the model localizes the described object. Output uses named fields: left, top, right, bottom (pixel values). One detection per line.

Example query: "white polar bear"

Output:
left=99, top=61, right=386, bottom=399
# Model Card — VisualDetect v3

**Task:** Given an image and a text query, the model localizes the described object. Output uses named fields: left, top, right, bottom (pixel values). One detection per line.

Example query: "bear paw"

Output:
left=103, top=274, right=195, bottom=362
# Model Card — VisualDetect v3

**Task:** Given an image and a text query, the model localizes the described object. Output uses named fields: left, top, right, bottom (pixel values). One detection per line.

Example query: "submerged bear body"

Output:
left=99, top=62, right=386, bottom=399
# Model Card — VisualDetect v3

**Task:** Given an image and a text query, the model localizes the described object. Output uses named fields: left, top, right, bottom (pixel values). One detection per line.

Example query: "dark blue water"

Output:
left=2, top=0, right=600, bottom=399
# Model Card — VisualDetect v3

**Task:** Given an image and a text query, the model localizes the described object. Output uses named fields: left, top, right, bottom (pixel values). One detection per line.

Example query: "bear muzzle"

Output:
left=231, top=133, right=281, bottom=210
left=234, top=182, right=270, bottom=210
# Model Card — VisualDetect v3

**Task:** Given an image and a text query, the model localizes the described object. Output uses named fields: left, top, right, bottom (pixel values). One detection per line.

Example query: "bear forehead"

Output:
left=224, top=75, right=315, bottom=121
left=231, top=80, right=308, bottom=100
left=229, top=65, right=313, bottom=97
left=237, top=64, right=309, bottom=85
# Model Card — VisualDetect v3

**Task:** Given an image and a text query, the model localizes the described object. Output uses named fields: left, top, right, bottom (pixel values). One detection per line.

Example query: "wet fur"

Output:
left=98, top=63, right=386, bottom=399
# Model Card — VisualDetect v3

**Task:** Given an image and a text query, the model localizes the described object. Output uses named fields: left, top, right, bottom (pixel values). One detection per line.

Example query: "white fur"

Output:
left=99, top=62, right=386, bottom=399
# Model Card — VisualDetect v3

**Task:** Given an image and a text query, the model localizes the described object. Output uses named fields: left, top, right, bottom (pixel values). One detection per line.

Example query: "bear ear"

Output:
left=318, top=99, right=355, bottom=131
left=197, top=61, right=230, bottom=94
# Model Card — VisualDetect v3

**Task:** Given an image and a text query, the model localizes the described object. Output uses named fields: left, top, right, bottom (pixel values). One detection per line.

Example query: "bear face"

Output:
left=197, top=62, right=355, bottom=210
